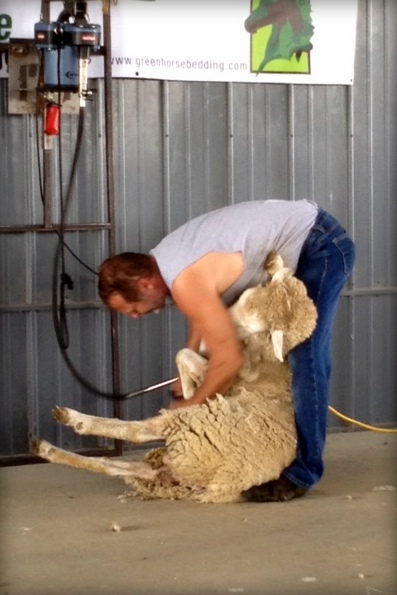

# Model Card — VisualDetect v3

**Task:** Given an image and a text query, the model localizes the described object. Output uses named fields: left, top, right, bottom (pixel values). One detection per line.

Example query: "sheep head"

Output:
left=229, top=251, right=317, bottom=362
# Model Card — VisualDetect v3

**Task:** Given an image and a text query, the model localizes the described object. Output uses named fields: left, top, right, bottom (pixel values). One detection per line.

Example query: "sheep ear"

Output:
left=271, top=329, right=284, bottom=362
left=271, top=267, right=294, bottom=283
left=265, top=251, right=284, bottom=276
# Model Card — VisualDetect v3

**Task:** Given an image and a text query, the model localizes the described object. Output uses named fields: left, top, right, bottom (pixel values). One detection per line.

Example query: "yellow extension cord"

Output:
left=328, top=406, right=397, bottom=434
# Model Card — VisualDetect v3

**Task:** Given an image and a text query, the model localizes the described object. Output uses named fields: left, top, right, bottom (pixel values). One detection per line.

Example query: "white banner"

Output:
left=0, top=0, right=358, bottom=85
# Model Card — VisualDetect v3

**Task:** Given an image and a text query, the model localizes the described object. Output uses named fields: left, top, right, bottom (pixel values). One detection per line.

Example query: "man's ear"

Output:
left=136, top=276, right=153, bottom=292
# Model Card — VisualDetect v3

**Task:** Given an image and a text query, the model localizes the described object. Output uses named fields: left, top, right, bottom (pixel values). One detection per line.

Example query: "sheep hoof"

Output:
left=32, top=438, right=55, bottom=459
left=53, top=406, right=78, bottom=426
left=30, top=436, right=43, bottom=455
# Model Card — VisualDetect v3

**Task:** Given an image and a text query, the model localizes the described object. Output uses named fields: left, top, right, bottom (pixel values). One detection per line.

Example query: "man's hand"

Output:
left=171, top=377, right=183, bottom=398
left=168, top=392, right=209, bottom=410
left=169, top=398, right=192, bottom=410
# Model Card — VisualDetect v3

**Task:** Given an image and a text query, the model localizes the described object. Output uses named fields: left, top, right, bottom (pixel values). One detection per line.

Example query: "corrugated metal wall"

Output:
left=0, top=0, right=396, bottom=460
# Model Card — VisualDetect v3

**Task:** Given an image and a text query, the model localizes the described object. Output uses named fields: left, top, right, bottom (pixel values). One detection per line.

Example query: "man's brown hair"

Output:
left=98, top=252, right=154, bottom=304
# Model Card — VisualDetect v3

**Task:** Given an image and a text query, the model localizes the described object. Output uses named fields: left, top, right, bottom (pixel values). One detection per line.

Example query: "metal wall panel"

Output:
left=0, top=0, right=396, bottom=459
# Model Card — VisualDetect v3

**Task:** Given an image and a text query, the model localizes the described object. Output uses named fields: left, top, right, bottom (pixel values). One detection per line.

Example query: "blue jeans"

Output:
left=284, top=208, right=355, bottom=490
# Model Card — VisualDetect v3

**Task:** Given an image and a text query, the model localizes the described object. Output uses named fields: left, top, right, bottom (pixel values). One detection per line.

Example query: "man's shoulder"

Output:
left=173, top=252, right=244, bottom=300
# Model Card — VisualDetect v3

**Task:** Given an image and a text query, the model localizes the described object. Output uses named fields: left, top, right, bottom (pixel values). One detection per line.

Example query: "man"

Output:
left=98, top=199, right=355, bottom=501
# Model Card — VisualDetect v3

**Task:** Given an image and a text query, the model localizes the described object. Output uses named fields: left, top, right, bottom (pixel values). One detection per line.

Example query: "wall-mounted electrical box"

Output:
left=7, top=41, right=80, bottom=114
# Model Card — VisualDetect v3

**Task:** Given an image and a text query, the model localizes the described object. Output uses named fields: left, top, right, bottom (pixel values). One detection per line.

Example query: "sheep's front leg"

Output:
left=53, top=407, right=166, bottom=444
left=191, top=485, right=242, bottom=504
left=176, top=348, right=208, bottom=400
left=34, top=439, right=157, bottom=479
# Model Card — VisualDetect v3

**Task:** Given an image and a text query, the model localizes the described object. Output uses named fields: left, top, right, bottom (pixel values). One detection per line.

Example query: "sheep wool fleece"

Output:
left=150, top=199, right=318, bottom=306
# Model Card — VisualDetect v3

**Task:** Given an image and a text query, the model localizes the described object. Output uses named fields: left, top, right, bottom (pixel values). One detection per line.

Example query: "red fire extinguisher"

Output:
left=44, top=103, right=60, bottom=135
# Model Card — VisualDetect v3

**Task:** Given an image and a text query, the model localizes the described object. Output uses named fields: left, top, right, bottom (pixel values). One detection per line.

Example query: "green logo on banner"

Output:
left=245, top=0, right=314, bottom=75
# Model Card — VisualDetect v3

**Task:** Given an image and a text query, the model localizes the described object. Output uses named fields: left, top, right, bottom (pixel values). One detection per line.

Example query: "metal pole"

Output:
left=41, top=0, right=53, bottom=228
left=102, top=3, right=122, bottom=424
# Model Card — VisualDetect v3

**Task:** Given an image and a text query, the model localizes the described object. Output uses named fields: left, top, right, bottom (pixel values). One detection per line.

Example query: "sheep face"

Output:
left=178, top=254, right=317, bottom=399
left=229, top=253, right=317, bottom=363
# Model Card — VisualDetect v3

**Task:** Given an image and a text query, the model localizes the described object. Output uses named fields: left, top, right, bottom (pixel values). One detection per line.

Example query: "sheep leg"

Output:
left=53, top=406, right=166, bottom=444
left=176, top=348, right=208, bottom=400
left=33, top=439, right=158, bottom=479
left=191, top=485, right=242, bottom=504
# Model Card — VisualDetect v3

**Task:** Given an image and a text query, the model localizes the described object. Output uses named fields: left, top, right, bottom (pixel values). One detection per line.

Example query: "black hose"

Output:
left=50, top=106, right=174, bottom=401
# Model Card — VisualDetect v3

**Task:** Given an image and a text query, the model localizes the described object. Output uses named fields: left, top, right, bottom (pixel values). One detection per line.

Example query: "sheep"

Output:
left=34, top=251, right=317, bottom=504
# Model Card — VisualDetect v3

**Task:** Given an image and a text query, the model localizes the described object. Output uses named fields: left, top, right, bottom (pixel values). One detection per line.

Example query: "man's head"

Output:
left=98, top=253, right=169, bottom=318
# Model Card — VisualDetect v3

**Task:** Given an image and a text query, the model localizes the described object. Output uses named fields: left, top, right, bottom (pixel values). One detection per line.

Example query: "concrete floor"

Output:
left=1, top=431, right=396, bottom=595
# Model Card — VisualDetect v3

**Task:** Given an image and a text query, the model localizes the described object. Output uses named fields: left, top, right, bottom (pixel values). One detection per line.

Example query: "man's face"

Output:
left=108, top=289, right=165, bottom=319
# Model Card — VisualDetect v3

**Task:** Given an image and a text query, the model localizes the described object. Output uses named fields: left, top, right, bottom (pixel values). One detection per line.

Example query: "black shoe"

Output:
left=242, top=475, right=307, bottom=502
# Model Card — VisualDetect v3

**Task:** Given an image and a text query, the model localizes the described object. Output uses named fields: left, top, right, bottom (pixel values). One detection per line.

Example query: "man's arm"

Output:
left=186, top=320, right=202, bottom=352
left=171, top=267, right=244, bottom=408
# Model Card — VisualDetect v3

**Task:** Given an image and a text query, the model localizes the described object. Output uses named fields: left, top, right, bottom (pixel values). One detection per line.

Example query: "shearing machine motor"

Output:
left=34, top=1, right=101, bottom=106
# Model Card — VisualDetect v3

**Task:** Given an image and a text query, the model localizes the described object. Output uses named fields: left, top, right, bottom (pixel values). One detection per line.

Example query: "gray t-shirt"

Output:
left=150, top=199, right=318, bottom=305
